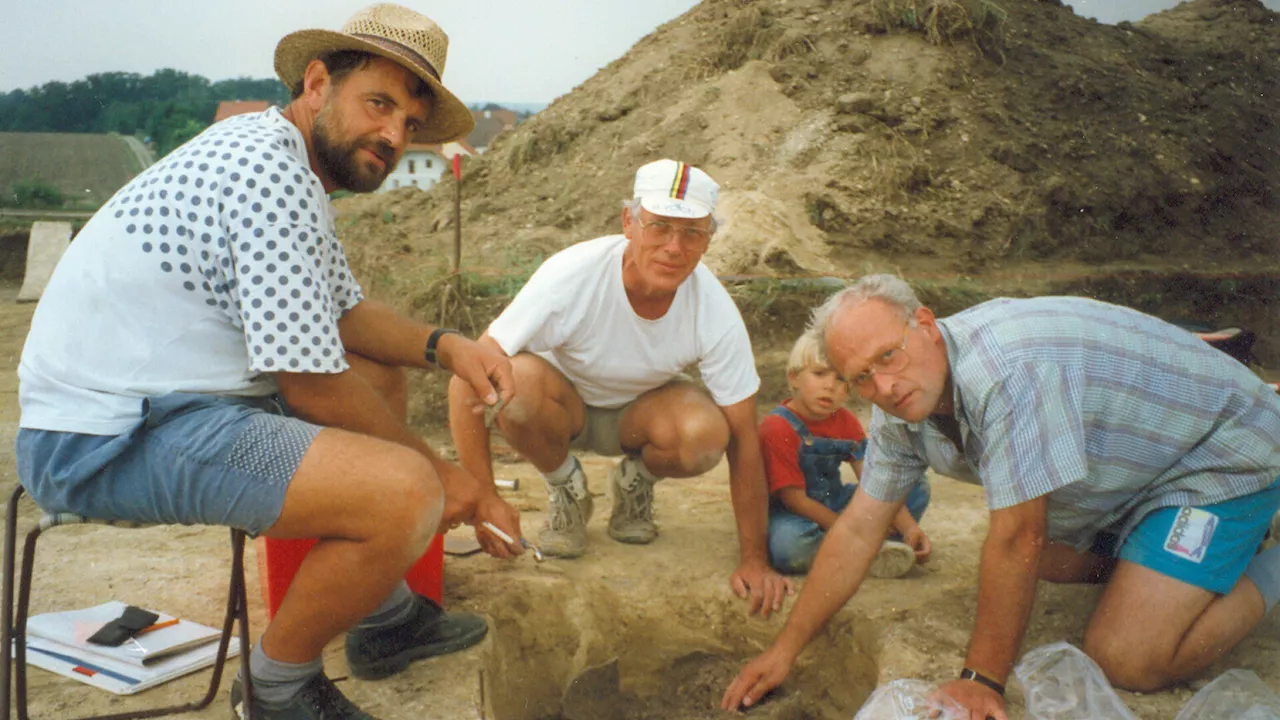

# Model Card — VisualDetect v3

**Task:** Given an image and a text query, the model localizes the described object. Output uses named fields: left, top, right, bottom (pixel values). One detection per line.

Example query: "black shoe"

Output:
left=230, top=673, right=379, bottom=720
left=344, top=594, right=488, bottom=680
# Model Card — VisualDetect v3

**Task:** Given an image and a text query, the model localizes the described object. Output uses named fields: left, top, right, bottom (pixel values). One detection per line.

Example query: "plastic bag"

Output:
left=853, top=679, right=966, bottom=720
left=1013, top=641, right=1137, bottom=720
left=1173, top=669, right=1280, bottom=720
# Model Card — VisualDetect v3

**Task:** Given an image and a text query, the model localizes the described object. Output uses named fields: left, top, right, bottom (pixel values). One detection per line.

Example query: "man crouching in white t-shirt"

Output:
left=448, top=159, right=794, bottom=616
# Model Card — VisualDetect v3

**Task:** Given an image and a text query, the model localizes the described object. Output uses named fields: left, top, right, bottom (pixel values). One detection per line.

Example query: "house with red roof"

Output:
left=213, top=100, right=271, bottom=122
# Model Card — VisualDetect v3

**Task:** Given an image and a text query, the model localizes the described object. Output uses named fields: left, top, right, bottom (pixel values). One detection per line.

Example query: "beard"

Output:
left=312, top=105, right=396, bottom=194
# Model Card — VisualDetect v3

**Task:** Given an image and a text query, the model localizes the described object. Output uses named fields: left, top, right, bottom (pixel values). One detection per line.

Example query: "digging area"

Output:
left=479, top=565, right=874, bottom=720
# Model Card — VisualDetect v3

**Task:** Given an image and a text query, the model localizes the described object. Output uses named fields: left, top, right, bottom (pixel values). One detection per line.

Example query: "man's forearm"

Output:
left=965, top=528, right=1044, bottom=683
left=727, top=435, right=771, bottom=564
left=448, top=376, right=497, bottom=487
left=773, top=511, right=882, bottom=656
left=284, top=369, right=439, bottom=462
left=337, top=298, right=437, bottom=368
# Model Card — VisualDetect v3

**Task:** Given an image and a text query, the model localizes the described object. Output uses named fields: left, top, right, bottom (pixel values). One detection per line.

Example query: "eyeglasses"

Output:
left=636, top=216, right=712, bottom=250
left=848, top=322, right=912, bottom=396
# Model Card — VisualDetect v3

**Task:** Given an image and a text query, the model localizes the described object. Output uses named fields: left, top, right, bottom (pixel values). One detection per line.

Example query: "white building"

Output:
left=379, top=141, right=475, bottom=193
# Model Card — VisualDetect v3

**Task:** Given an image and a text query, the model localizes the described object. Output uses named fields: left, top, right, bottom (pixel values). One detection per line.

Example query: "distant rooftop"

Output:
left=214, top=100, right=271, bottom=123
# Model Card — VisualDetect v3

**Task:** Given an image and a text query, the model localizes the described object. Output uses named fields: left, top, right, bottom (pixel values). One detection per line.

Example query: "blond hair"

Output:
left=786, top=329, right=833, bottom=374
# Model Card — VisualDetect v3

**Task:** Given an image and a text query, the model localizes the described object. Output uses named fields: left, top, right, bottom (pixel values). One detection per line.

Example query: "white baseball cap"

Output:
left=633, top=159, right=719, bottom=219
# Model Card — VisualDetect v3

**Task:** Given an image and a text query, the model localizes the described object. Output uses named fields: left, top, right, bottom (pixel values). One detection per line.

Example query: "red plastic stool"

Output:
left=256, top=535, right=444, bottom=620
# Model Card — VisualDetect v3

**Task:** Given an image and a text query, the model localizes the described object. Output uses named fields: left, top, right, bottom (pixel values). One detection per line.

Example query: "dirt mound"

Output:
left=331, top=0, right=1280, bottom=431
left=338, top=0, right=1279, bottom=279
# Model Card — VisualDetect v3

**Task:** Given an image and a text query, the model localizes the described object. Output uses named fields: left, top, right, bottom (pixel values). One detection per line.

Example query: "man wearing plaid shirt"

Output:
left=724, top=274, right=1280, bottom=719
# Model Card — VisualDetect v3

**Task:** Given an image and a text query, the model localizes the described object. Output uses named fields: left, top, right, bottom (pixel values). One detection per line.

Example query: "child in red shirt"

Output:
left=762, top=331, right=932, bottom=576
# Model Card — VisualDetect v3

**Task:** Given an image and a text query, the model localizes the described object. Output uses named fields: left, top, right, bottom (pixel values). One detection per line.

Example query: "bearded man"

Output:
left=16, top=5, right=515, bottom=719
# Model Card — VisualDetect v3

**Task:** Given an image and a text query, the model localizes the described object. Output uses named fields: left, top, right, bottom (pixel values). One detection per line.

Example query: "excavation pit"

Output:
left=478, top=577, right=878, bottom=720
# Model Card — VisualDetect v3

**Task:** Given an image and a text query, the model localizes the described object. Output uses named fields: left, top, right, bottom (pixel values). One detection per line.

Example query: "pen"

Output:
left=136, top=618, right=180, bottom=636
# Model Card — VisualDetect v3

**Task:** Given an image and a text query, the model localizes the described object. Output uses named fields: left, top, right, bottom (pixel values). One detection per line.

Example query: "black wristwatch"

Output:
left=424, top=328, right=460, bottom=369
left=960, top=667, right=1005, bottom=696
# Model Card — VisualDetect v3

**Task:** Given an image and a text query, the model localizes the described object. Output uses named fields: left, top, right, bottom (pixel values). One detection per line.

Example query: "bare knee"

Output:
left=671, top=411, right=729, bottom=475
left=366, top=451, right=444, bottom=561
left=494, top=354, right=568, bottom=431
left=1083, top=627, right=1171, bottom=692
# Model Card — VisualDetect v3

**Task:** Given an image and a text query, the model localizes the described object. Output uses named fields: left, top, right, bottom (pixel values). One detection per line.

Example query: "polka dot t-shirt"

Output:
left=18, top=108, right=364, bottom=435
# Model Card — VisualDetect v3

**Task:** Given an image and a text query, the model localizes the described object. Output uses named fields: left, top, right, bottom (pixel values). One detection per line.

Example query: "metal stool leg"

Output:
left=15, top=520, right=43, bottom=720
left=232, top=531, right=253, bottom=720
left=9, top=508, right=252, bottom=720
left=1, top=484, right=26, bottom=720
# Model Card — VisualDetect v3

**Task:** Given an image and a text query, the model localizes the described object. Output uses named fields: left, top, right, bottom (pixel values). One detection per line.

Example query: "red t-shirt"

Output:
left=759, top=400, right=867, bottom=497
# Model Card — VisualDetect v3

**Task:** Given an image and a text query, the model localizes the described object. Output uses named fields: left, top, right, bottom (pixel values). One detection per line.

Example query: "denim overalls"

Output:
left=766, top=405, right=930, bottom=574
left=769, top=406, right=861, bottom=513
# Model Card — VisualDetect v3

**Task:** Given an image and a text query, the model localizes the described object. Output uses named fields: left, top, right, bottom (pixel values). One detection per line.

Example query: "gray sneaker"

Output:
left=868, top=540, right=916, bottom=579
left=230, top=672, right=379, bottom=720
left=607, top=456, right=657, bottom=544
left=538, top=457, right=592, bottom=558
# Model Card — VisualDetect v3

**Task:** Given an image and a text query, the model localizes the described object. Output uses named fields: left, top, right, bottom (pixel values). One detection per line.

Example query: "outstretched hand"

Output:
left=436, top=333, right=515, bottom=410
left=721, top=644, right=795, bottom=711
left=730, top=560, right=794, bottom=618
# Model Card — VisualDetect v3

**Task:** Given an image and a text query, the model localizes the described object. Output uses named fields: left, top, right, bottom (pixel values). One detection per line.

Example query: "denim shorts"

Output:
left=15, top=392, right=323, bottom=536
left=1112, top=477, right=1280, bottom=594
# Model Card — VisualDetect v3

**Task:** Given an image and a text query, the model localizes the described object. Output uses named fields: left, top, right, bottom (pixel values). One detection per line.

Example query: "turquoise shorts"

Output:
left=1113, top=477, right=1280, bottom=594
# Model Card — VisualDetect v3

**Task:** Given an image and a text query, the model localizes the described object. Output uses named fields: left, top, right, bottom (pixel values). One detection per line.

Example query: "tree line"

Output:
left=0, top=70, right=290, bottom=158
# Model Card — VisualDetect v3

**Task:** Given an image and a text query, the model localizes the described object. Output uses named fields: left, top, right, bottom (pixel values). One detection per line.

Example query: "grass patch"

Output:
left=0, top=133, right=139, bottom=208
left=873, top=0, right=1008, bottom=61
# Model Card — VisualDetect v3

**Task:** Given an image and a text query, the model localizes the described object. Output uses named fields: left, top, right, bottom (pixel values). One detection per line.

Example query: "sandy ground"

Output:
left=1, top=279, right=1277, bottom=720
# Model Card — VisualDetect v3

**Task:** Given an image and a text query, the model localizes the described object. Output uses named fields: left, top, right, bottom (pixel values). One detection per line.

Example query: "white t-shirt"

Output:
left=487, top=235, right=760, bottom=409
left=19, top=108, right=363, bottom=435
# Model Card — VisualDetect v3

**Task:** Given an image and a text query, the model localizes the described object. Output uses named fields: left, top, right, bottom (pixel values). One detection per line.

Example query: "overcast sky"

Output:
left=3, top=0, right=1278, bottom=105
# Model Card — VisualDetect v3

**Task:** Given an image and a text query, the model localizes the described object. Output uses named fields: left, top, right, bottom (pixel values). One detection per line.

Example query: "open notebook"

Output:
left=17, top=600, right=239, bottom=695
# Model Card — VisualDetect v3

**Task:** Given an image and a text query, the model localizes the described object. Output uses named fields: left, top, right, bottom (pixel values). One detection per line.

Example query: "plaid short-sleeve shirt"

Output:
left=861, top=297, right=1280, bottom=549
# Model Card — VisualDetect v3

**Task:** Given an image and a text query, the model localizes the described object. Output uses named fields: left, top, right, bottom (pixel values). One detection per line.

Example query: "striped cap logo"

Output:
left=669, top=161, right=691, bottom=200
left=633, top=158, right=718, bottom=218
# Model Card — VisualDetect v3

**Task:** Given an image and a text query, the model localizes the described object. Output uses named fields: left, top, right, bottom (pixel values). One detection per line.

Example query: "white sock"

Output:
left=541, top=455, right=579, bottom=485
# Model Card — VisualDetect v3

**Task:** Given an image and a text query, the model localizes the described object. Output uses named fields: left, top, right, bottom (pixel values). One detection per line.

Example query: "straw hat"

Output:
left=275, top=4, right=475, bottom=144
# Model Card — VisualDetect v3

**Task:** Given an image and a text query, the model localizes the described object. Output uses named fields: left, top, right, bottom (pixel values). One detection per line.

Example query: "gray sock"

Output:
left=1245, top=545, right=1280, bottom=614
left=357, top=580, right=415, bottom=628
left=1239, top=543, right=1280, bottom=609
left=542, top=455, right=579, bottom=485
left=245, top=642, right=323, bottom=707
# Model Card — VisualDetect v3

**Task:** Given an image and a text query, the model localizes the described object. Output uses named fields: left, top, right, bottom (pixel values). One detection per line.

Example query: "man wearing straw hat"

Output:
left=448, top=159, right=795, bottom=617
left=17, top=5, right=513, bottom=719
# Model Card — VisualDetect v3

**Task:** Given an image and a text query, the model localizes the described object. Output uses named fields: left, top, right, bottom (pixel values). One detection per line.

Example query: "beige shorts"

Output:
left=568, top=375, right=699, bottom=457
left=568, top=402, right=633, bottom=457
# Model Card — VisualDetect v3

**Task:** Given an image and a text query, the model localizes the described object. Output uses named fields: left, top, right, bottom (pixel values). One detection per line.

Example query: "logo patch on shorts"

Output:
left=1163, top=507, right=1219, bottom=564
